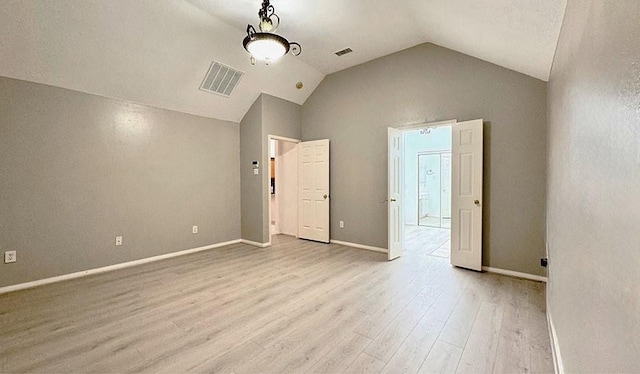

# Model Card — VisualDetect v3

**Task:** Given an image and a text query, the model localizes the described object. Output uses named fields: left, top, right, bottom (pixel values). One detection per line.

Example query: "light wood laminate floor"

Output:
left=0, top=235, right=553, bottom=373
left=405, top=225, right=451, bottom=259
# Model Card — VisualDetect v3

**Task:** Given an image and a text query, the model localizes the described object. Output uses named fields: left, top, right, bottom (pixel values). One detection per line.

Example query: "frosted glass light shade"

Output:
left=243, top=33, right=290, bottom=62
left=247, top=39, right=286, bottom=61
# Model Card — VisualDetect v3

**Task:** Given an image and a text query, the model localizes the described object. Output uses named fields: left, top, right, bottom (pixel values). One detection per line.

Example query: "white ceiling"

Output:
left=0, top=0, right=566, bottom=123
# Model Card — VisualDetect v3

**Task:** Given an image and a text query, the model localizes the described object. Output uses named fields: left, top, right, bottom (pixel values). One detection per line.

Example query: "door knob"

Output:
left=474, top=199, right=480, bottom=206
left=323, top=194, right=328, bottom=199
left=390, top=198, right=397, bottom=202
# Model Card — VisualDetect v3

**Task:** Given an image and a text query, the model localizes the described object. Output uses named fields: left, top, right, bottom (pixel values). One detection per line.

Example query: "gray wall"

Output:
left=260, top=94, right=302, bottom=243
left=239, top=93, right=301, bottom=244
left=547, top=1, right=640, bottom=371
left=302, top=43, right=548, bottom=276
left=0, top=76, right=240, bottom=288
left=240, top=95, right=263, bottom=243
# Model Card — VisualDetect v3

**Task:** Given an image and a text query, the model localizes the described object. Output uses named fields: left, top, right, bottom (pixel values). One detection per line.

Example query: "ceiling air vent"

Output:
left=199, top=61, right=244, bottom=97
left=335, top=48, right=353, bottom=57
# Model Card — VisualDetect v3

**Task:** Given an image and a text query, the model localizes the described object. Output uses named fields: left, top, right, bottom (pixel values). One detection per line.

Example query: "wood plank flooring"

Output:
left=405, top=225, right=451, bottom=259
left=0, top=235, right=553, bottom=373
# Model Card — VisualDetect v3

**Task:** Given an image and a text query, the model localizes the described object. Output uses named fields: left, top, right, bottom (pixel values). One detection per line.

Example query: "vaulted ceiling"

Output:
left=0, top=0, right=566, bottom=123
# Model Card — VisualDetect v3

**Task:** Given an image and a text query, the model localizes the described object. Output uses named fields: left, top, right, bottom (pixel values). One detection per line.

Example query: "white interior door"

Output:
left=451, top=119, right=483, bottom=271
left=298, top=139, right=330, bottom=243
left=388, top=128, right=404, bottom=260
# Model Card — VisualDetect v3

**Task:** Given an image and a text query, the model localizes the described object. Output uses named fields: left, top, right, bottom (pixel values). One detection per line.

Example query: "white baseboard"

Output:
left=547, top=308, right=564, bottom=374
left=241, top=239, right=271, bottom=248
left=0, top=239, right=242, bottom=295
left=481, top=266, right=547, bottom=283
left=330, top=240, right=388, bottom=254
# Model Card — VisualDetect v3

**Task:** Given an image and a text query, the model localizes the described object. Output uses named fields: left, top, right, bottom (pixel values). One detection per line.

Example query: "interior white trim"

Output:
left=481, top=266, right=548, bottom=283
left=330, top=239, right=388, bottom=254
left=0, top=239, right=242, bottom=295
left=417, top=149, right=452, bottom=156
left=241, top=239, right=271, bottom=248
left=547, top=308, right=564, bottom=374
left=268, top=134, right=301, bottom=143
left=397, top=119, right=458, bottom=130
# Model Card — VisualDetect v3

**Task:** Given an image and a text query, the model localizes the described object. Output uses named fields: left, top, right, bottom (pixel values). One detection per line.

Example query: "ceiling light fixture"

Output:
left=243, top=0, right=301, bottom=65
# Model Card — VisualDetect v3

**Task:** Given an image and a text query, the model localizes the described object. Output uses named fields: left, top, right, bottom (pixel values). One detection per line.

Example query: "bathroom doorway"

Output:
left=417, top=151, right=451, bottom=228
left=404, top=126, right=452, bottom=259
left=388, top=119, right=484, bottom=269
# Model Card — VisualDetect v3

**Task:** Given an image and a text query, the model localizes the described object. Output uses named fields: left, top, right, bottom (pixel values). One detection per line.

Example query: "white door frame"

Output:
left=387, top=119, right=456, bottom=260
left=267, top=134, right=300, bottom=245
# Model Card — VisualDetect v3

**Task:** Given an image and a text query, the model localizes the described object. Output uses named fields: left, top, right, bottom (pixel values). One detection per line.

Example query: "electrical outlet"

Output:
left=115, top=236, right=123, bottom=246
left=192, top=225, right=198, bottom=234
left=4, top=251, right=16, bottom=264
left=339, top=221, right=344, bottom=228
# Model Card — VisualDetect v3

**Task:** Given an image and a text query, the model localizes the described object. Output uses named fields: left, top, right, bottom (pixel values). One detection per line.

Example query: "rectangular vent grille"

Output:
left=200, top=61, right=244, bottom=97
left=335, top=48, right=353, bottom=56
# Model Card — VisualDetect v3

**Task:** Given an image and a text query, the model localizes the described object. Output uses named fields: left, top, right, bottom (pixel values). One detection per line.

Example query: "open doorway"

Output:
left=268, top=136, right=299, bottom=241
left=388, top=119, right=483, bottom=270
left=403, top=126, right=452, bottom=259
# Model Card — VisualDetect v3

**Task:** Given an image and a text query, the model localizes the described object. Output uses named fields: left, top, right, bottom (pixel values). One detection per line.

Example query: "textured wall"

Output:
left=0, top=76, right=240, bottom=287
left=302, top=43, right=548, bottom=275
left=260, top=95, right=302, bottom=243
left=547, top=1, right=640, bottom=371
left=239, top=95, right=263, bottom=243
left=239, top=93, right=302, bottom=244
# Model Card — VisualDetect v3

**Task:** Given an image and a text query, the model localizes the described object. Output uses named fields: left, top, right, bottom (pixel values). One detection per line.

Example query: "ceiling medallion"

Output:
left=243, top=0, right=301, bottom=65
